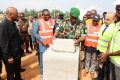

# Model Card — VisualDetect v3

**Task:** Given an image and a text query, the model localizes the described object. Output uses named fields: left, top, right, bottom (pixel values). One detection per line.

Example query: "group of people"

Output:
left=75, top=5, right=120, bottom=80
left=0, top=4, right=120, bottom=80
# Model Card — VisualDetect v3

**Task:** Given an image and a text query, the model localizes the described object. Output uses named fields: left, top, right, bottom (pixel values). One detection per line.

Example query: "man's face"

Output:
left=29, top=17, right=33, bottom=22
left=11, top=9, right=18, bottom=21
left=91, top=10, right=96, bottom=18
left=20, top=14, right=25, bottom=20
left=70, top=15, right=77, bottom=25
left=92, top=20, right=99, bottom=26
left=116, top=5, right=120, bottom=18
left=104, top=15, right=115, bottom=25
left=86, top=13, right=91, bottom=19
left=43, top=11, right=50, bottom=21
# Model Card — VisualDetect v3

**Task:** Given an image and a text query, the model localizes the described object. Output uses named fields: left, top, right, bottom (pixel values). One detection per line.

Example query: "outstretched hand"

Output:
left=98, top=53, right=109, bottom=63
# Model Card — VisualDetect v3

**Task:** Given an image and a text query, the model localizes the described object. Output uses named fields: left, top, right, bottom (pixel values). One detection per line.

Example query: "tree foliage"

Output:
left=51, top=9, right=62, bottom=18
left=23, top=8, right=38, bottom=17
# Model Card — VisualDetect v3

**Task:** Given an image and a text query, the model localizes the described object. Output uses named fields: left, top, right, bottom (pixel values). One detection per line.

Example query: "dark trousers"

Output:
left=3, top=58, right=21, bottom=80
left=110, top=62, right=120, bottom=80
left=97, top=50, right=110, bottom=80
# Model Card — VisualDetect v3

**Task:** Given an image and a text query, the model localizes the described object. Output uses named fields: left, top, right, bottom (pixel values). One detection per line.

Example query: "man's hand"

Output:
left=98, top=53, right=109, bottom=63
left=45, top=44, right=49, bottom=48
left=74, top=39, right=79, bottom=46
left=43, top=41, right=49, bottom=48
left=8, top=58, right=14, bottom=64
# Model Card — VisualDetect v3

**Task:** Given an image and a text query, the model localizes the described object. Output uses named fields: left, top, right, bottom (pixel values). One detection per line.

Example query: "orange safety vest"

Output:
left=84, top=22, right=101, bottom=48
left=38, top=19, right=55, bottom=45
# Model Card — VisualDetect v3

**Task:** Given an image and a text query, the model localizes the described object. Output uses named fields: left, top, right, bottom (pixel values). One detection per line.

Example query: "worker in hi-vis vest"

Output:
left=97, top=12, right=116, bottom=80
left=33, top=9, right=55, bottom=80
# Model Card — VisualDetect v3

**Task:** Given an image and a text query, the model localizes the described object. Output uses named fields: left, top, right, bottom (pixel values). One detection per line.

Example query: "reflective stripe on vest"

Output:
left=99, top=37, right=110, bottom=43
left=84, top=22, right=101, bottom=48
left=38, top=19, right=55, bottom=44
left=97, top=43, right=107, bottom=48
left=86, top=39, right=98, bottom=42
left=40, top=35, right=53, bottom=38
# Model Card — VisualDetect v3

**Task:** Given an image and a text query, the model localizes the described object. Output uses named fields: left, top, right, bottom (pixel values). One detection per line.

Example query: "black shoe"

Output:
left=20, top=68, right=26, bottom=72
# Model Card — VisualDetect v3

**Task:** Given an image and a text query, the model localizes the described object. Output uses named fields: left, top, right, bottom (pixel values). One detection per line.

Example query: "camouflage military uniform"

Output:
left=56, top=20, right=87, bottom=39
left=17, top=19, right=30, bottom=53
left=18, top=19, right=29, bottom=34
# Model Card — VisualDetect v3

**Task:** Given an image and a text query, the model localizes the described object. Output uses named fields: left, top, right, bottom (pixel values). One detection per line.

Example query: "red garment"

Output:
left=38, top=19, right=55, bottom=44
left=84, top=22, right=101, bottom=48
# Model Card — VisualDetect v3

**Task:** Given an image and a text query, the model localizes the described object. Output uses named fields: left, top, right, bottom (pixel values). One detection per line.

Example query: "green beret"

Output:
left=70, top=7, right=80, bottom=18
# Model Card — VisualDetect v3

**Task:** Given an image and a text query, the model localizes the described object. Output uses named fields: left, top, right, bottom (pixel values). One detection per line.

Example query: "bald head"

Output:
left=6, top=7, right=18, bottom=21
left=104, top=12, right=116, bottom=25
left=6, top=7, right=17, bottom=15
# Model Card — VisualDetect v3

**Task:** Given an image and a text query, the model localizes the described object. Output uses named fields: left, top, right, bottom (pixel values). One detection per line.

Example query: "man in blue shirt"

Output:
left=33, top=9, right=55, bottom=80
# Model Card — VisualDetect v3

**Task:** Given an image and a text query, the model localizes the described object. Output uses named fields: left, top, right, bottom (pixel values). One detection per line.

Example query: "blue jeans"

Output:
left=39, top=52, right=43, bottom=75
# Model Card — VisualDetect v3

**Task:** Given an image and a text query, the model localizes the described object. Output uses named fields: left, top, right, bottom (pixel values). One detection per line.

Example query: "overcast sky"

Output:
left=0, top=0, right=119, bottom=18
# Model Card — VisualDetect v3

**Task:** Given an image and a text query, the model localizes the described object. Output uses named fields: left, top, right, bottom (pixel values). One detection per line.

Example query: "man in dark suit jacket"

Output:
left=0, top=7, right=23, bottom=80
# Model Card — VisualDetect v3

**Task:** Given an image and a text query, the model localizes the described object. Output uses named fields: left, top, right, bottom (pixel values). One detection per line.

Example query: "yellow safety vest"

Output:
left=97, top=24, right=114, bottom=53
left=86, top=19, right=102, bottom=27
left=110, top=22, right=120, bottom=66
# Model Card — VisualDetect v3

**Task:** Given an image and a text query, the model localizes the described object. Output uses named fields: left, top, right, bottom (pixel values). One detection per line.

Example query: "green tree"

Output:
left=23, top=8, right=38, bottom=17
left=23, top=8, right=30, bottom=17
left=29, top=9, right=38, bottom=17
left=51, top=9, right=61, bottom=19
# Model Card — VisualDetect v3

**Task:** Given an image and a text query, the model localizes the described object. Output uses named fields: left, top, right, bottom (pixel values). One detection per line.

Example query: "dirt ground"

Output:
left=1, top=50, right=92, bottom=80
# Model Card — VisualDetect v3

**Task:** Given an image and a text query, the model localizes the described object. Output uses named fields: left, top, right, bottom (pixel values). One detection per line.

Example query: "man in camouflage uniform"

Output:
left=17, top=13, right=31, bottom=53
left=55, top=7, right=87, bottom=40
left=55, top=7, right=87, bottom=80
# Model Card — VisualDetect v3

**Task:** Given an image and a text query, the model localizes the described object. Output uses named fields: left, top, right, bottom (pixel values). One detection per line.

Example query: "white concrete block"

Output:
left=43, top=39, right=80, bottom=80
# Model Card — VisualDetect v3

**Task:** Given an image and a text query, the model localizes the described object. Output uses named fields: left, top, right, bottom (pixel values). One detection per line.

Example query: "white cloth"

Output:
left=43, top=39, right=80, bottom=80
